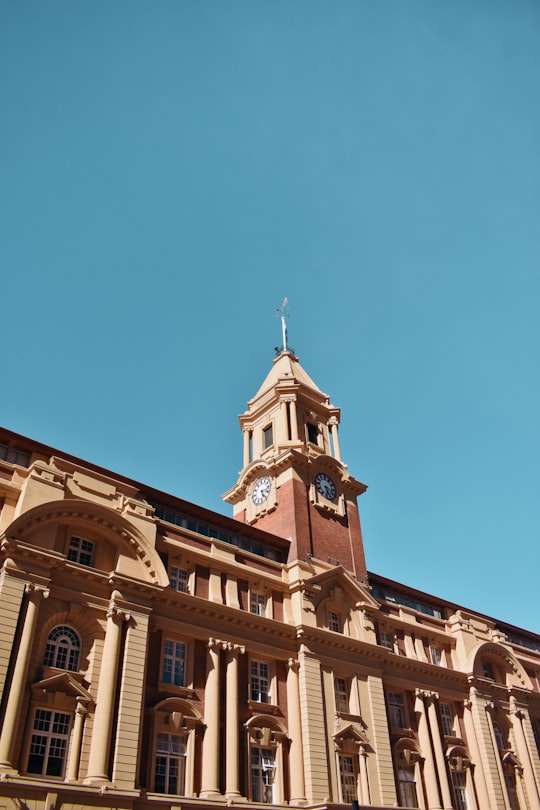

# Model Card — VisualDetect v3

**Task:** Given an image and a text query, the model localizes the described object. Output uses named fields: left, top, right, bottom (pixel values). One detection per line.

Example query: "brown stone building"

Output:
left=0, top=349, right=539, bottom=810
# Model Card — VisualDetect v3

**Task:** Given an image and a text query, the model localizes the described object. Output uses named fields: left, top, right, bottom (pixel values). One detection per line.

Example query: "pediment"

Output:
left=306, top=566, right=379, bottom=611
left=32, top=672, right=93, bottom=702
left=334, top=722, right=370, bottom=745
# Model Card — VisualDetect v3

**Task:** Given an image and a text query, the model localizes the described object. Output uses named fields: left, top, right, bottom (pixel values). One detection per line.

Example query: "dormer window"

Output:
left=263, top=425, right=273, bottom=450
left=307, top=422, right=319, bottom=445
left=68, top=536, right=94, bottom=567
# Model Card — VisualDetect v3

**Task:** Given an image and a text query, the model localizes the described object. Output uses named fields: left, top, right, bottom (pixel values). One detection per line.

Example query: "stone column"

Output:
left=0, top=583, right=49, bottom=770
left=426, top=693, right=453, bottom=810
left=328, top=418, right=342, bottom=462
left=201, top=638, right=221, bottom=798
left=287, top=658, right=306, bottom=805
left=280, top=398, right=290, bottom=443
left=509, top=697, right=540, bottom=810
left=415, top=689, right=442, bottom=809
left=65, top=698, right=88, bottom=782
left=225, top=643, right=245, bottom=798
left=85, top=594, right=129, bottom=784
left=289, top=398, right=299, bottom=441
left=359, top=745, right=371, bottom=805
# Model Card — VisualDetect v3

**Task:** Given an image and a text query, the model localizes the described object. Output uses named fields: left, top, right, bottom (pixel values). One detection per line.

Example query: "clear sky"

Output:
left=2, top=2, right=539, bottom=633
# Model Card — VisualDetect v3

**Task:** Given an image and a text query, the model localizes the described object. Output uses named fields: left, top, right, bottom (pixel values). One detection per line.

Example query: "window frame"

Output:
left=263, top=424, right=274, bottom=450
left=388, top=691, right=407, bottom=729
left=397, top=765, right=419, bottom=808
left=439, top=701, right=457, bottom=737
left=250, top=591, right=267, bottom=617
left=169, top=565, right=190, bottom=593
left=450, top=770, right=468, bottom=810
left=161, top=638, right=187, bottom=689
left=306, top=422, right=319, bottom=446
left=338, top=754, right=358, bottom=803
left=430, top=645, right=443, bottom=666
left=154, top=731, right=187, bottom=795
left=67, top=535, right=94, bottom=567
left=250, top=659, right=271, bottom=704
left=26, top=708, right=71, bottom=778
left=43, top=625, right=81, bottom=672
left=379, top=629, right=395, bottom=651
left=250, top=745, right=276, bottom=803
left=328, top=609, right=342, bottom=633
left=334, top=677, right=350, bottom=714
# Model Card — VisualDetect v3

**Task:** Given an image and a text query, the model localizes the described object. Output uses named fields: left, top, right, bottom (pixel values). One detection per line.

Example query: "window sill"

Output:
left=158, top=684, right=195, bottom=699
left=248, top=700, right=280, bottom=715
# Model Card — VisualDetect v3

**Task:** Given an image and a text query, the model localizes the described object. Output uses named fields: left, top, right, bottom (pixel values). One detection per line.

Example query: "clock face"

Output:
left=315, top=472, right=337, bottom=500
left=252, top=476, right=272, bottom=505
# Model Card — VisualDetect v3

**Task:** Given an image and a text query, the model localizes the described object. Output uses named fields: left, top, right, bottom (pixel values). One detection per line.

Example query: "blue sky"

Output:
left=2, top=1, right=539, bottom=632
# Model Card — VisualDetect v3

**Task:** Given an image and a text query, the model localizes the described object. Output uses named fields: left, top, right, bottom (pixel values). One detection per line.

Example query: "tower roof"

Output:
left=251, top=351, right=326, bottom=404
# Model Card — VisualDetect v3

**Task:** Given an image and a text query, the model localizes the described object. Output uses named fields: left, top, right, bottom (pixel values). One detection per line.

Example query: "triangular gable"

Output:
left=32, top=672, right=93, bottom=702
left=334, top=722, right=372, bottom=751
left=305, top=566, right=379, bottom=611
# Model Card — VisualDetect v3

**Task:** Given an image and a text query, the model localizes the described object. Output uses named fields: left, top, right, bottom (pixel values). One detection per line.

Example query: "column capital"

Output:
left=287, top=658, right=300, bottom=672
left=327, top=416, right=339, bottom=427
left=484, top=700, right=495, bottom=713
left=415, top=688, right=439, bottom=703
left=25, top=583, right=50, bottom=600
left=208, top=638, right=245, bottom=654
left=106, top=605, right=130, bottom=623
left=279, top=395, right=296, bottom=403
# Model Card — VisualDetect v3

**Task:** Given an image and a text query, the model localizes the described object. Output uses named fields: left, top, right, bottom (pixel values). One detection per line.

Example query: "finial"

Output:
left=275, top=298, right=294, bottom=356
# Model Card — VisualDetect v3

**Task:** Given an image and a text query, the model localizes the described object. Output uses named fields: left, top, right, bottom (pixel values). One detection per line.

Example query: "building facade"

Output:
left=0, top=349, right=539, bottom=810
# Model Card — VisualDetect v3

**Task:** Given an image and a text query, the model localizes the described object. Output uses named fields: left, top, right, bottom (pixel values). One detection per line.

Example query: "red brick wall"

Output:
left=235, top=477, right=367, bottom=581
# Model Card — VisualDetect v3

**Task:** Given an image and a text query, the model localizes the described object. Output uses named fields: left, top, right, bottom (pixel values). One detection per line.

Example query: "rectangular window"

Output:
left=451, top=771, right=468, bottom=810
left=162, top=640, right=186, bottom=687
left=251, top=592, right=266, bottom=617
left=0, top=442, right=31, bottom=467
left=388, top=692, right=406, bottom=728
left=439, top=702, right=456, bottom=736
left=251, top=660, right=270, bottom=703
left=339, top=755, right=357, bottom=803
left=328, top=610, right=341, bottom=633
left=155, top=732, right=186, bottom=794
left=398, top=767, right=419, bottom=808
left=430, top=646, right=443, bottom=666
left=251, top=746, right=274, bottom=803
left=380, top=630, right=394, bottom=650
left=307, top=422, right=319, bottom=445
left=170, top=566, right=189, bottom=593
left=27, top=709, right=71, bottom=777
left=68, top=536, right=94, bottom=566
left=483, top=662, right=495, bottom=680
left=334, top=677, right=350, bottom=713
left=263, top=424, right=273, bottom=449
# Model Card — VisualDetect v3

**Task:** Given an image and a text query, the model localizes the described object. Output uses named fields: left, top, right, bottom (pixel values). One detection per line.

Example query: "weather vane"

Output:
left=275, top=297, right=293, bottom=355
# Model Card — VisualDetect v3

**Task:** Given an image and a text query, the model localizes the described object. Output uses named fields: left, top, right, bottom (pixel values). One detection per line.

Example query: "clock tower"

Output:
left=223, top=346, right=368, bottom=582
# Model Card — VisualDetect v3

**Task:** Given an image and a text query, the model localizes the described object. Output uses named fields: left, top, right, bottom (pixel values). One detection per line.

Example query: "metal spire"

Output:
left=275, top=298, right=293, bottom=356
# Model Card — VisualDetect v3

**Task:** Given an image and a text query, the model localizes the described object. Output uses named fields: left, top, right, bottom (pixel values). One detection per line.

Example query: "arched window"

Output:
left=150, top=699, right=203, bottom=797
left=43, top=626, right=81, bottom=672
left=246, top=717, right=288, bottom=804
